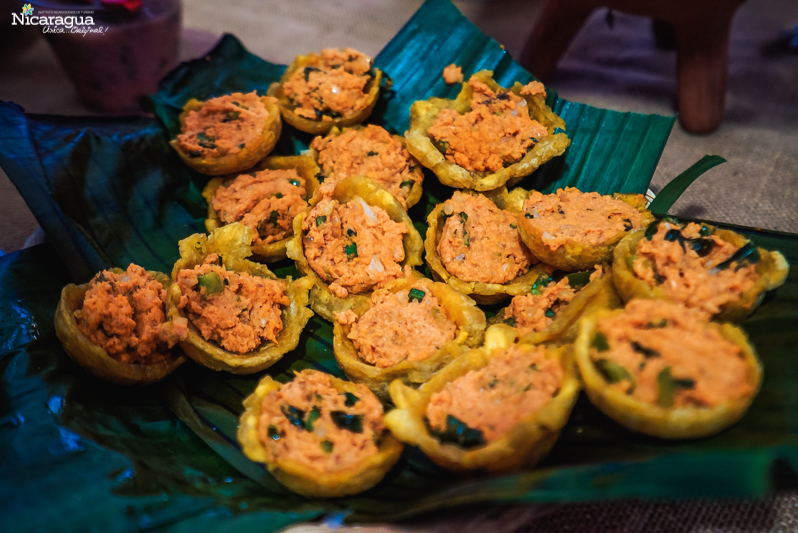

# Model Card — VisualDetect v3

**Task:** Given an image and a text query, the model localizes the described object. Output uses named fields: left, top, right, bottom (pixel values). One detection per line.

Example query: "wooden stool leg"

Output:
left=673, top=8, right=736, bottom=134
left=520, top=0, right=595, bottom=81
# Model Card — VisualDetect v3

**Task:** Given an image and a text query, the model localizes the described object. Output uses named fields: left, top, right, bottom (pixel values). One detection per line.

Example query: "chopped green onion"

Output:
left=316, top=215, right=326, bottom=227
left=268, top=210, right=279, bottom=224
left=347, top=228, right=356, bottom=237
left=428, top=415, right=485, bottom=449
left=330, top=411, right=363, bottom=433
left=281, top=405, right=306, bottom=430
left=566, top=271, right=591, bottom=289
left=275, top=192, right=283, bottom=199
left=345, top=243, right=358, bottom=259
left=509, top=223, right=517, bottom=229
left=400, top=180, right=414, bottom=188
left=592, top=331, right=610, bottom=352
left=223, top=111, right=240, bottom=122
left=305, top=407, right=321, bottom=432
left=530, top=274, right=553, bottom=295
left=197, top=272, right=224, bottom=296
left=289, top=179, right=300, bottom=186
left=267, top=425, right=280, bottom=441
left=595, top=358, right=635, bottom=393
left=367, top=151, right=378, bottom=156
left=545, top=309, right=556, bottom=318
left=343, top=392, right=359, bottom=407
left=321, top=440, right=334, bottom=453
left=503, top=317, right=516, bottom=327
left=631, top=341, right=659, bottom=358
left=657, top=366, right=696, bottom=407
left=408, top=288, right=425, bottom=303
left=699, top=225, right=713, bottom=237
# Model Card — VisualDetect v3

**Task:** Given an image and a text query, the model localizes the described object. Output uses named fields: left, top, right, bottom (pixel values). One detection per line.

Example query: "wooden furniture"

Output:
left=520, top=0, right=742, bottom=134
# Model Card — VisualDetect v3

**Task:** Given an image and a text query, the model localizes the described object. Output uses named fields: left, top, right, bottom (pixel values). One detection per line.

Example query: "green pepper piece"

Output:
left=281, top=405, right=306, bottom=430
left=330, top=411, right=363, bottom=433
left=289, top=179, right=300, bottom=186
left=657, top=366, right=696, bottom=407
left=509, top=223, right=517, bottom=229
left=566, top=270, right=592, bottom=290
left=316, top=215, right=326, bottom=227
left=592, top=331, right=610, bottom=352
left=644, top=220, right=661, bottom=240
left=267, top=425, right=280, bottom=441
left=367, top=151, right=378, bottom=156
left=347, top=228, right=357, bottom=237
left=429, top=414, right=486, bottom=449
left=303, top=66, right=320, bottom=81
left=408, top=288, right=425, bottom=303
left=545, top=308, right=556, bottom=318
left=321, top=440, right=334, bottom=453
left=646, top=319, right=668, bottom=329
left=197, top=272, right=224, bottom=296
left=223, top=111, right=240, bottom=122
left=343, top=392, right=359, bottom=407
left=715, top=243, right=760, bottom=271
left=275, top=192, right=284, bottom=199
left=400, top=179, right=414, bottom=188
left=530, top=274, right=553, bottom=295
left=595, top=358, right=635, bottom=393
left=345, top=243, right=358, bottom=260
left=305, top=406, right=321, bottom=432
left=268, top=210, right=279, bottom=224
left=699, top=225, right=713, bottom=237
left=631, top=341, right=660, bottom=358
left=503, top=317, right=516, bottom=327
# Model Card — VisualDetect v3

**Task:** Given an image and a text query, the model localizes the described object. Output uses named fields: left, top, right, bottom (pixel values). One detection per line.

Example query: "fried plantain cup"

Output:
left=55, top=270, right=186, bottom=386
left=203, top=154, right=322, bottom=263
left=267, top=52, right=383, bottom=135
left=574, top=307, right=763, bottom=439
left=489, top=265, right=621, bottom=345
left=613, top=221, right=789, bottom=321
left=169, top=93, right=282, bottom=176
left=404, top=70, right=569, bottom=191
left=515, top=189, right=654, bottom=272
left=238, top=372, right=404, bottom=497
left=384, top=325, right=580, bottom=473
left=308, top=125, right=424, bottom=210
left=286, top=175, right=424, bottom=322
left=168, top=222, right=314, bottom=374
left=333, top=275, right=486, bottom=399
left=424, top=189, right=551, bottom=305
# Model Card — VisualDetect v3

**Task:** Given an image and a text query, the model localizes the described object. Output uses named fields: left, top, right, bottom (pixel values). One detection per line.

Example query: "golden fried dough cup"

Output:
left=168, top=223, right=313, bottom=374
left=203, top=154, right=322, bottom=263
left=286, top=175, right=424, bottom=322
left=169, top=93, right=282, bottom=176
left=384, top=325, right=580, bottom=473
left=238, top=372, right=404, bottom=498
left=574, top=308, right=763, bottom=439
left=55, top=270, right=186, bottom=386
left=613, top=222, right=789, bottom=321
left=404, top=70, right=569, bottom=191
left=333, top=275, right=486, bottom=399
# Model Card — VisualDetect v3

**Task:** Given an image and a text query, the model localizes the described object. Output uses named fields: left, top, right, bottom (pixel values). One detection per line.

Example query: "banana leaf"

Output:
left=1, top=0, right=795, bottom=531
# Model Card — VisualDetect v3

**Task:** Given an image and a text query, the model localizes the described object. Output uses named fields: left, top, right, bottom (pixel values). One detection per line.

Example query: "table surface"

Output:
left=1, top=1, right=797, bottom=531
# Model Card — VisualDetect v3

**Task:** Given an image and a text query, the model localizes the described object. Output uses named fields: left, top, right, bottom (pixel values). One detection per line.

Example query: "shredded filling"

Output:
left=257, top=370, right=386, bottom=471
left=283, top=48, right=373, bottom=121
left=426, top=344, right=563, bottom=445
left=522, top=187, right=644, bottom=250
left=442, top=64, right=463, bottom=85
left=426, top=76, right=548, bottom=172
left=437, top=191, right=535, bottom=284
left=336, top=280, right=457, bottom=368
left=176, top=91, right=270, bottom=159
left=303, top=197, right=408, bottom=298
left=75, top=264, right=187, bottom=364
left=632, top=221, right=759, bottom=316
left=212, top=169, right=307, bottom=245
left=176, top=254, right=289, bottom=354
left=590, top=299, right=755, bottom=408
left=507, top=266, right=602, bottom=334
left=311, top=125, right=421, bottom=208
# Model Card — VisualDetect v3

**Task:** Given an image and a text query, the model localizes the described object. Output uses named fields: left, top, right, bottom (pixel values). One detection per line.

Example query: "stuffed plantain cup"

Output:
left=425, top=189, right=551, bottom=305
left=613, top=218, right=789, bottom=321
left=333, top=275, right=486, bottom=399
left=203, top=154, right=322, bottom=263
left=286, top=175, right=424, bottom=322
left=238, top=369, right=404, bottom=498
left=574, top=299, right=762, bottom=439
left=309, top=124, right=424, bottom=209
left=404, top=70, right=569, bottom=191
left=55, top=265, right=186, bottom=386
left=385, top=324, right=580, bottom=473
left=516, top=186, right=654, bottom=272
left=490, top=264, right=620, bottom=345
left=170, top=91, right=282, bottom=176
left=168, top=222, right=313, bottom=374
left=267, top=48, right=383, bottom=135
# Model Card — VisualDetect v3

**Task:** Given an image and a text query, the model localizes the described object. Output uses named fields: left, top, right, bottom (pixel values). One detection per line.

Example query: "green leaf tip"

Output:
left=649, top=155, right=726, bottom=215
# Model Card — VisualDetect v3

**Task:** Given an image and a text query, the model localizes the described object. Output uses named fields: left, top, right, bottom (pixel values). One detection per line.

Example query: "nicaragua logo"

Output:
left=11, top=2, right=106, bottom=35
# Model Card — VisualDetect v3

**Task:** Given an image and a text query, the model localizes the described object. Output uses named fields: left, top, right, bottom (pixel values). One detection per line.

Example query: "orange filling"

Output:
left=303, top=197, right=408, bottom=298
left=522, top=187, right=644, bottom=250
left=75, top=264, right=187, bottom=364
left=176, top=92, right=270, bottom=159
left=426, top=344, right=563, bottom=444
left=426, top=76, right=548, bottom=172
left=632, top=221, right=759, bottom=316
left=437, top=191, right=535, bottom=284
left=283, top=48, right=373, bottom=121
left=211, top=169, right=307, bottom=245
left=310, top=125, right=421, bottom=208
left=337, top=280, right=457, bottom=368
left=176, top=254, right=289, bottom=354
left=442, top=64, right=463, bottom=85
left=590, top=299, right=755, bottom=408
left=257, top=370, right=385, bottom=471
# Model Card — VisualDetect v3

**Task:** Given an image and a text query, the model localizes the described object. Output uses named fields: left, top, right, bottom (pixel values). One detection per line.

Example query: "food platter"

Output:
left=1, top=0, right=797, bottom=531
